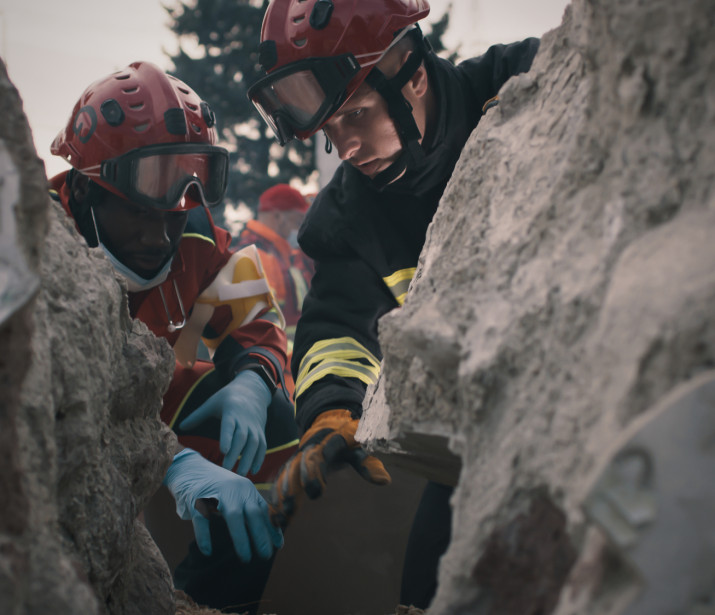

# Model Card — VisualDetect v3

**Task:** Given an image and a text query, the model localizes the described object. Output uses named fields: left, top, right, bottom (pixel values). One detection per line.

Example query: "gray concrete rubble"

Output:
left=0, top=59, right=177, bottom=615
left=357, top=0, right=715, bottom=612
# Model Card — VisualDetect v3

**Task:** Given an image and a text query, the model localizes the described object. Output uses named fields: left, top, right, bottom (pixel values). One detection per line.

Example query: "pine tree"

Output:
left=166, top=0, right=316, bottom=224
left=425, top=4, right=460, bottom=64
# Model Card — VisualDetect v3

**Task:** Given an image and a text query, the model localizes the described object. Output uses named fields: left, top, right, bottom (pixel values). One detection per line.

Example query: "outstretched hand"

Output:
left=163, top=449, right=283, bottom=560
left=180, top=369, right=271, bottom=475
left=269, top=409, right=391, bottom=528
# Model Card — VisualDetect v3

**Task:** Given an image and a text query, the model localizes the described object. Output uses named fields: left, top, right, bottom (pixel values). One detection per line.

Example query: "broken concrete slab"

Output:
left=360, top=0, right=715, bottom=611
left=0, top=59, right=177, bottom=615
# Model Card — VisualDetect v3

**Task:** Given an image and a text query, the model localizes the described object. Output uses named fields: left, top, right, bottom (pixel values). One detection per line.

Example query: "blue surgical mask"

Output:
left=287, top=229, right=300, bottom=249
left=91, top=207, right=174, bottom=292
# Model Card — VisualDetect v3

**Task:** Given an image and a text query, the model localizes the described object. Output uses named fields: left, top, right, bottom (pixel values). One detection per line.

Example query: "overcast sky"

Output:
left=0, top=0, right=569, bottom=179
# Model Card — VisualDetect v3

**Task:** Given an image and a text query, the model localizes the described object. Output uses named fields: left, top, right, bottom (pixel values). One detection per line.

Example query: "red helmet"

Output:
left=51, top=61, right=229, bottom=211
left=248, top=0, right=430, bottom=144
left=259, top=184, right=310, bottom=213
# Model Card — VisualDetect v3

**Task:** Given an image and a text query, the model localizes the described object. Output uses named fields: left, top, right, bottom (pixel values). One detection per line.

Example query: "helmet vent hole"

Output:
left=190, top=123, right=201, bottom=134
left=123, top=86, right=139, bottom=94
left=134, top=122, right=150, bottom=133
left=294, top=38, right=307, bottom=47
left=293, top=15, right=305, bottom=24
left=186, top=103, right=198, bottom=111
left=115, top=74, right=130, bottom=81
left=129, top=102, right=144, bottom=110
left=178, top=86, right=190, bottom=95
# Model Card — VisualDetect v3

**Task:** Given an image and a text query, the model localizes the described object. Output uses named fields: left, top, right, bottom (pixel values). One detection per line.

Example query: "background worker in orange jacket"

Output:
left=236, top=184, right=314, bottom=393
left=49, top=61, right=297, bottom=614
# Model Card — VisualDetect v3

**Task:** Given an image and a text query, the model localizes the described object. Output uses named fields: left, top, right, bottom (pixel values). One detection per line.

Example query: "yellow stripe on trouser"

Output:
left=383, top=268, right=416, bottom=306
left=295, top=337, right=381, bottom=400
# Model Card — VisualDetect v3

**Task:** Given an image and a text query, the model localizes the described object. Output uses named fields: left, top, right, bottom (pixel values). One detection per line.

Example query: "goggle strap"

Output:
left=365, top=33, right=431, bottom=190
left=390, top=45, right=425, bottom=91
left=371, top=151, right=409, bottom=191
left=274, top=113, right=296, bottom=146
left=365, top=64, right=424, bottom=159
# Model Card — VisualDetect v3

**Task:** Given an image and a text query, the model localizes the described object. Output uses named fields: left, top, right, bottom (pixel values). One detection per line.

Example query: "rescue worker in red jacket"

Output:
left=49, top=61, right=298, bottom=614
left=248, top=0, right=539, bottom=607
left=236, top=184, right=314, bottom=393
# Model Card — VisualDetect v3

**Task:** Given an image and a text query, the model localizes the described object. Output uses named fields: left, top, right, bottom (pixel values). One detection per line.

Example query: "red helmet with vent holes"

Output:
left=51, top=61, right=229, bottom=211
left=248, top=0, right=430, bottom=144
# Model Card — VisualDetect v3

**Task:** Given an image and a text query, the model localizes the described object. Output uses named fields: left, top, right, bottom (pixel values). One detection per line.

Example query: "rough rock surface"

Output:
left=359, top=0, right=715, bottom=612
left=0, top=60, right=177, bottom=615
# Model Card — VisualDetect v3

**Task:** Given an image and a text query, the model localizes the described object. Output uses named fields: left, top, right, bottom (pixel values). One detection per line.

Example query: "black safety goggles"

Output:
left=248, top=53, right=362, bottom=145
left=96, top=143, right=229, bottom=211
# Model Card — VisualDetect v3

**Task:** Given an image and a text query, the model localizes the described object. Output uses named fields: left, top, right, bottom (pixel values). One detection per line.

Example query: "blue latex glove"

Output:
left=163, top=449, right=283, bottom=559
left=180, top=369, right=271, bottom=475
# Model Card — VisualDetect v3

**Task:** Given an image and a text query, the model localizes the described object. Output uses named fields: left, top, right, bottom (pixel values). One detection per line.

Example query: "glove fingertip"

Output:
left=191, top=515, right=213, bottom=555
left=250, top=454, right=266, bottom=477
left=272, top=527, right=284, bottom=549
left=219, top=433, right=233, bottom=456
left=236, top=548, right=250, bottom=564
left=198, top=539, right=212, bottom=556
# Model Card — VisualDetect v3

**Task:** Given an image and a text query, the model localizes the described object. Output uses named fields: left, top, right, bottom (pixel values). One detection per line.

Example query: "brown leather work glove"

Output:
left=269, top=409, right=391, bottom=528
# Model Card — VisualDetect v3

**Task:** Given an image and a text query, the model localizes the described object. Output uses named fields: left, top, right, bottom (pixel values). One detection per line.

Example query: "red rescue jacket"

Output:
left=51, top=172, right=298, bottom=487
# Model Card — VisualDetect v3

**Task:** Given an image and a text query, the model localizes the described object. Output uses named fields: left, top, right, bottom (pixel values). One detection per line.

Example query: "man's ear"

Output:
left=408, top=62, right=429, bottom=99
left=70, top=172, right=91, bottom=204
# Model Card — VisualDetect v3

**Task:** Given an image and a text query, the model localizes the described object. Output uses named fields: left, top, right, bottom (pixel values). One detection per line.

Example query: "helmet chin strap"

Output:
left=364, top=30, right=429, bottom=191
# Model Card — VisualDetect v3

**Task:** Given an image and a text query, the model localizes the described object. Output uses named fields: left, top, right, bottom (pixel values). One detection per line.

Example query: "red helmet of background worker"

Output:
left=248, top=0, right=431, bottom=161
left=258, top=184, right=310, bottom=248
left=259, top=183, right=309, bottom=214
left=51, top=61, right=229, bottom=212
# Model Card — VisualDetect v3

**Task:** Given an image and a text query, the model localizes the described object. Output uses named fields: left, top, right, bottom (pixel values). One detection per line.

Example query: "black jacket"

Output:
left=292, top=38, right=540, bottom=430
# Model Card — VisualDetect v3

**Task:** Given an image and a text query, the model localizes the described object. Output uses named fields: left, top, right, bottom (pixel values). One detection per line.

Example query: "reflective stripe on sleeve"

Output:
left=383, top=267, right=416, bottom=306
left=295, top=337, right=381, bottom=400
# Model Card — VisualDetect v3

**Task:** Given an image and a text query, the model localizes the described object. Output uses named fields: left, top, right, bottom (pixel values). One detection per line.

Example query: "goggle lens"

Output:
left=99, top=144, right=229, bottom=211
left=133, top=151, right=228, bottom=208
left=249, top=54, right=361, bottom=143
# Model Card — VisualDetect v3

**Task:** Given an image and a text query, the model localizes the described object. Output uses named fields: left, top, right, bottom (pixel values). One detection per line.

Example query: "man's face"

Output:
left=93, top=191, right=188, bottom=279
left=280, top=209, right=306, bottom=239
left=323, top=82, right=403, bottom=179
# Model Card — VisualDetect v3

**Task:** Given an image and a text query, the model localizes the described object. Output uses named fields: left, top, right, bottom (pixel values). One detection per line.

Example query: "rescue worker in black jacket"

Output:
left=248, top=0, right=540, bottom=607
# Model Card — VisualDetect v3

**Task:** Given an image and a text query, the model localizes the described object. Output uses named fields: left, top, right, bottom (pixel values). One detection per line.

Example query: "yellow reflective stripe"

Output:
left=297, top=337, right=380, bottom=385
left=266, top=439, right=299, bottom=455
left=297, top=348, right=381, bottom=385
left=383, top=268, right=416, bottom=305
left=383, top=268, right=416, bottom=287
left=299, top=337, right=379, bottom=372
left=295, top=360, right=380, bottom=400
left=167, top=367, right=216, bottom=429
left=182, top=232, right=216, bottom=247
